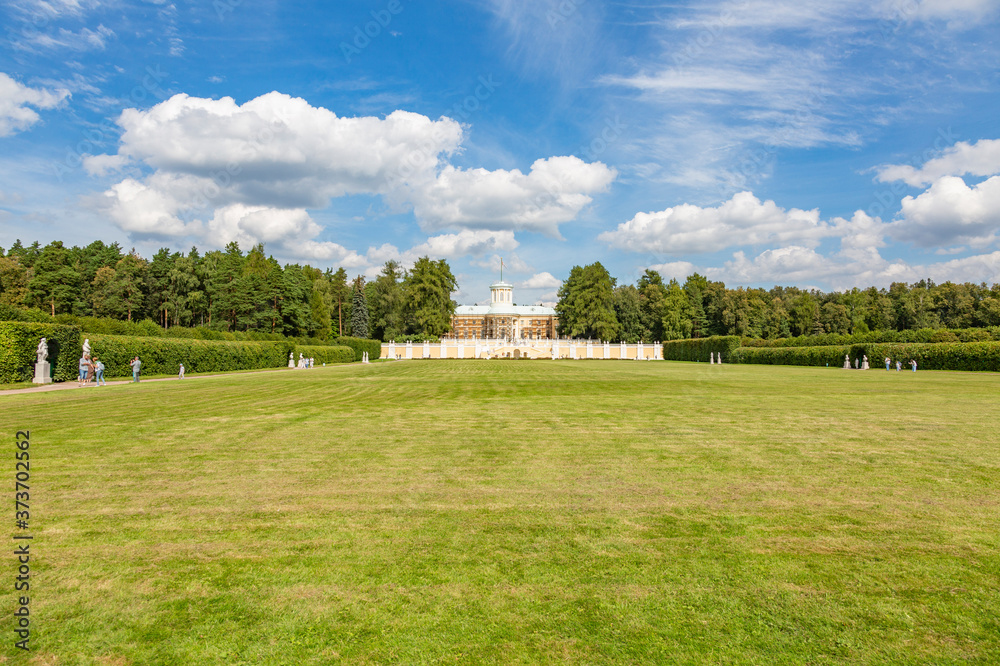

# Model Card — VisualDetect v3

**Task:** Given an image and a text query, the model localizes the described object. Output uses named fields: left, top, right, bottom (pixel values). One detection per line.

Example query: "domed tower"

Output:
left=486, top=280, right=516, bottom=339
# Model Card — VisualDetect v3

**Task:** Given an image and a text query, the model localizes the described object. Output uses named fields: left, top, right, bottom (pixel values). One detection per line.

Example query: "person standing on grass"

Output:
left=94, top=357, right=106, bottom=386
left=130, top=356, right=141, bottom=383
left=179, top=363, right=185, bottom=379
left=78, top=354, right=89, bottom=387
left=896, top=360, right=902, bottom=371
left=910, top=359, right=917, bottom=372
left=885, top=357, right=891, bottom=371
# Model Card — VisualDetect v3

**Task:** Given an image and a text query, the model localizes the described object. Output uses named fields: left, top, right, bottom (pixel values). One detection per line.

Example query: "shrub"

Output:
left=88, top=335, right=294, bottom=378
left=732, top=345, right=852, bottom=367
left=0, top=305, right=54, bottom=323
left=849, top=342, right=1000, bottom=372
left=332, top=336, right=382, bottom=362
left=661, top=336, right=741, bottom=362
left=294, top=345, right=355, bottom=365
left=0, top=322, right=81, bottom=383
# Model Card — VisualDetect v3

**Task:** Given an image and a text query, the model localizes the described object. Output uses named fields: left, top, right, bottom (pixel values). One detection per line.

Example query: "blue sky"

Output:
left=1, top=0, right=999, bottom=305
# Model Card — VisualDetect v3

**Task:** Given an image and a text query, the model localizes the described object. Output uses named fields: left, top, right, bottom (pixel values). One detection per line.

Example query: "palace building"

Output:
left=450, top=279, right=558, bottom=340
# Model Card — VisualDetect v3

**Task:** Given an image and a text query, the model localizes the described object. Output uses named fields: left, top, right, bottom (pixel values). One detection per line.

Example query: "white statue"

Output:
left=862, top=355, right=869, bottom=370
left=844, top=354, right=850, bottom=369
left=710, top=352, right=715, bottom=364
left=82, top=338, right=91, bottom=358
left=36, top=338, right=48, bottom=364
left=717, top=353, right=722, bottom=364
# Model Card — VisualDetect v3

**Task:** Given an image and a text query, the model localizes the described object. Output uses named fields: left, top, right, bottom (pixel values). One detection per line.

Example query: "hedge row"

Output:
left=0, top=322, right=82, bottom=384
left=732, top=345, right=852, bottom=367
left=848, top=342, right=1000, bottom=372
left=740, top=326, right=1000, bottom=348
left=294, top=345, right=355, bottom=365
left=333, top=336, right=382, bottom=362
left=89, top=334, right=295, bottom=378
left=661, top=336, right=741, bottom=362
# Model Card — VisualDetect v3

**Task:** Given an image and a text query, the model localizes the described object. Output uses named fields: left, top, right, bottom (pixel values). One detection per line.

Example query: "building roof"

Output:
left=454, top=304, right=557, bottom=316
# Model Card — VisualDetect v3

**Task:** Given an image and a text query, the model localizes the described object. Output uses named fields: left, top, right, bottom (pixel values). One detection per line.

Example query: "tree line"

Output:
left=5, top=240, right=998, bottom=344
left=557, top=262, right=1000, bottom=342
left=0, top=240, right=457, bottom=341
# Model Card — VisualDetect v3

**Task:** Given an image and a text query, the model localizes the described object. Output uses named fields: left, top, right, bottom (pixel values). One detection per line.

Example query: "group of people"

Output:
left=76, top=353, right=145, bottom=386
left=77, top=352, right=106, bottom=386
left=844, top=354, right=917, bottom=372
left=885, top=356, right=918, bottom=372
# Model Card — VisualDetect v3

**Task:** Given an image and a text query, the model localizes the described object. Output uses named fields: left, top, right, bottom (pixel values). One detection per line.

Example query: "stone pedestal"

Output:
left=33, top=361, right=52, bottom=384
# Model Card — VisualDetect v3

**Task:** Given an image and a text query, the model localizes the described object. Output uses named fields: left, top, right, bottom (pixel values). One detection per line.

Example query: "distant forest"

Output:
left=1, top=240, right=998, bottom=343
left=556, top=262, right=1000, bottom=342
left=0, top=239, right=456, bottom=341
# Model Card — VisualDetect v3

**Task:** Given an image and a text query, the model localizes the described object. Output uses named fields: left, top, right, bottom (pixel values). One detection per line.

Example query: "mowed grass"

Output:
left=3, top=360, right=999, bottom=665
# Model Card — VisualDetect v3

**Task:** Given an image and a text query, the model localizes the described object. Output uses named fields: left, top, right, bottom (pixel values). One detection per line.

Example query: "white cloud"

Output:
left=902, top=0, right=1000, bottom=21
left=102, top=178, right=198, bottom=238
left=891, top=175, right=1000, bottom=247
left=0, top=72, right=69, bottom=137
left=876, top=138, right=1000, bottom=187
left=519, top=272, right=561, bottom=289
left=96, top=92, right=614, bottom=252
left=471, top=252, right=531, bottom=274
left=17, top=24, right=115, bottom=52
left=112, top=92, right=464, bottom=206
left=83, top=153, right=129, bottom=176
left=411, top=156, right=617, bottom=237
left=647, top=261, right=697, bottom=281
left=599, top=191, right=828, bottom=254
left=711, top=246, right=1000, bottom=289
left=407, top=230, right=519, bottom=259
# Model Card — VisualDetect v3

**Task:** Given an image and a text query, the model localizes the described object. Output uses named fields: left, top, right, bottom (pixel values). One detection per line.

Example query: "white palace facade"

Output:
left=379, top=278, right=666, bottom=360
left=449, top=280, right=558, bottom=340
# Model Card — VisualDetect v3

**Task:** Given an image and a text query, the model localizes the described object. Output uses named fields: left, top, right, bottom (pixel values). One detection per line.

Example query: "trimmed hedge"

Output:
left=849, top=342, right=1000, bottom=372
left=89, top=334, right=294, bottom=378
left=294, top=345, right=355, bottom=365
left=661, top=336, right=741, bottom=362
left=0, top=322, right=81, bottom=383
left=732, top=345, right=851, bottom=367
left=741, top=326, right=1000, bottom=348
left=332, top=336, right=382, bottom=362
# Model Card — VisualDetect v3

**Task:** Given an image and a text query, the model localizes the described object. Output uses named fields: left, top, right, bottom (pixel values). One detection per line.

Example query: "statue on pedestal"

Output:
left=33, top=337, right=52, bottom=385
left=82, top=338, right=91, bottom=358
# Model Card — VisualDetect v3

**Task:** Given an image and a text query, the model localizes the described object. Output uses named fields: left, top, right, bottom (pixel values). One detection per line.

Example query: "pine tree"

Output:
left=351, top=275, right=369, bottom=339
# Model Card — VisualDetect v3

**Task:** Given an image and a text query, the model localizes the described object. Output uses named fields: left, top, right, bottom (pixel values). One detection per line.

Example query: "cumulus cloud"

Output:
left=102, top=178, right=198, bottom=237
left=94, top=92, right=615, bottom=259
left=647, top=261, right=697, bottom=281
left=407, top=230, right=519, bottom=259
left=891, top=175, right=1000, bottom=247
left=111, top=92, right=464, bottom=207
left=519, top=272, right=561, bottom=289
left=599, top=191, right=829, bottom=254
left=83, top=153, right=129, bottom=176
left=876, top=138, right=1000, bottom=187
left=0, top=72, right=69, bottom=137
left=712, top=246, right=1000, bottom=289
left=471, top=252, right=531, bottom=274
left=411, top=156, right=617, bottom=237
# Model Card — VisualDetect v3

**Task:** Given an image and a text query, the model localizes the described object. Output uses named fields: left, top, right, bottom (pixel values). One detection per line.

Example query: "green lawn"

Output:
left=4, top=361, right=999, bottom=664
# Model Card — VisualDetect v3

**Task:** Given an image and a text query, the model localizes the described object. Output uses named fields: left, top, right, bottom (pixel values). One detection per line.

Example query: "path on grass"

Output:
left=0, top=366, right=306, bottom=396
